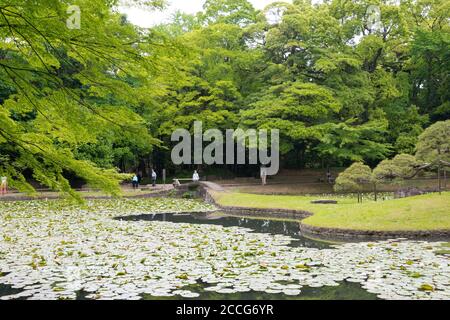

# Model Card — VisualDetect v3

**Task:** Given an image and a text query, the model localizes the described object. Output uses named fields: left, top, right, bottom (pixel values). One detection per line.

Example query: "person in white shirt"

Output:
left=192, top=170, right=200, bottom=183
left=151, top=170, right=157, bottom=187
left=260, top=167, right=267, bottom=186
left=132, top=174, right=138, bottom=189
left=1, top=176, right=7, bottom=195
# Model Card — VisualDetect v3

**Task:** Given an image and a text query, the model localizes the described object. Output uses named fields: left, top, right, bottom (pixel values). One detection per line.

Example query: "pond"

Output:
left=117, top=212, right=376, bottom=300
left=116, top=213, right=330, bottom=249
left=0, top=199, right=449, bottom=300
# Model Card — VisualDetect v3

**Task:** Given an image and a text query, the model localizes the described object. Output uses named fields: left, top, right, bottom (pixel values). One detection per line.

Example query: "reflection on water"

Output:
left=115, top=212, right=329, bottom=249
left=142, top=281, right=378, bottom=300
left=114, top=214, right=378, bottom=300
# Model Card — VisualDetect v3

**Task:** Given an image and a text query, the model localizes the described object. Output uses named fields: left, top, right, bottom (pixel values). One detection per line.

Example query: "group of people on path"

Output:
left=0, top=166, right=333, bottom=195
left=131, top=167, right=331, bottom=189
left=132, top=169, right=200, bottom=189
left=131, top=170, right=157, bottom=190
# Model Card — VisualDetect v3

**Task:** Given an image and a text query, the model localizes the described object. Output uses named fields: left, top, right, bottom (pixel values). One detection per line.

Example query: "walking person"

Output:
left=132, top=174, right=139, bottom=190
left=327, top=169, right=332, bottom=184
left=151, top=169, right=157, bottom=187
left=0, top=176, right=7, bottom=195
left=192, top=170, right=200, bottom=183
left=260, top=166, right=267, bottom=186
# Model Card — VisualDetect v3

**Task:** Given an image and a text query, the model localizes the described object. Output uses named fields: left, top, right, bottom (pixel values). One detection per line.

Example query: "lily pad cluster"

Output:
left=0, top=199, right=448, bottom=300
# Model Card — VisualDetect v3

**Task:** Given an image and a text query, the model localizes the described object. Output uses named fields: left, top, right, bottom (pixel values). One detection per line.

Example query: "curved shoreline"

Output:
left=2, top=187, right=449, bottom=241
left=299, top=223, right=450, bottom=242
left=204, top=189, right=450, bottom=241
left=213, top=205, right=312, bottom=220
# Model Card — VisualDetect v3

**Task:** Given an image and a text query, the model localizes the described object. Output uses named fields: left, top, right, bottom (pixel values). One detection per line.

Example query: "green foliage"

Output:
left=373, top=154, right=420, bottom=183
left=316, top=120, right=392, bottom=162
left=1, top=0, right=448, bottom=196
left=416, top=120, right=450, bottom=163
left=241, top=82, right=341, bottom=154
left=334, top=163, right=373, bottom=193
left=201, top=0, right=257, bottom=26
left=0, top=0, right=169, bottom=198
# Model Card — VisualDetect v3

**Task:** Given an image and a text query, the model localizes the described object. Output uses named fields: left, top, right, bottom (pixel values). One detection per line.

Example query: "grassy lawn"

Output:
left=212, top=191, right=450, bottom=231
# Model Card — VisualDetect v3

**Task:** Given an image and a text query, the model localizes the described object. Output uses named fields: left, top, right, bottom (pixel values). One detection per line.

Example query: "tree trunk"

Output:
left=444, top=169, right=447, bottom=190
left=438, top=164, right=442, bottom=195
left=374, top=183, right=378, bottom=202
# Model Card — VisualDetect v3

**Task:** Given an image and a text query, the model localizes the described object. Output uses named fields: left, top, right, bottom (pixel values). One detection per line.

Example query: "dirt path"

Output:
left=200, top=181, right=225, bottom=192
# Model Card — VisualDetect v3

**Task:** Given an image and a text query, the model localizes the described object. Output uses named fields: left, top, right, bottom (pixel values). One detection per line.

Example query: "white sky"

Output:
left=119, top=0, right=292, bottom=28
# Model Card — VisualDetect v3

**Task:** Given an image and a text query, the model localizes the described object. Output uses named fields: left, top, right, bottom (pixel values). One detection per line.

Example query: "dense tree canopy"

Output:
left=0, top=0, right=448, bottom=196
left=0, top=0, right=173, bottom=198
left=153, top=0, right=449, bottom=170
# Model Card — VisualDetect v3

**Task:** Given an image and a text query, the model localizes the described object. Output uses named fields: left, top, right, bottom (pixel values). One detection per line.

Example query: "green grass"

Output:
left=212, top=191, right=450, bottom=231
